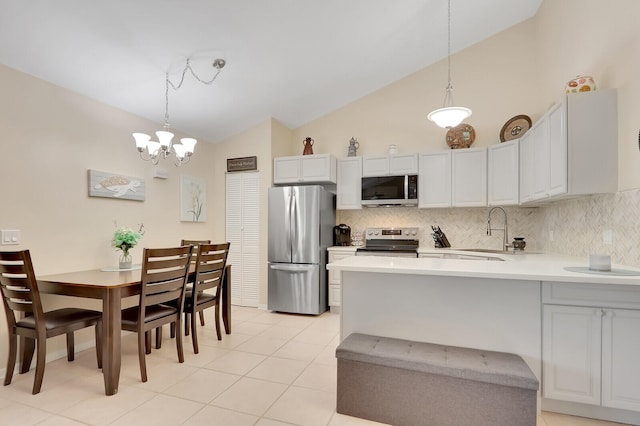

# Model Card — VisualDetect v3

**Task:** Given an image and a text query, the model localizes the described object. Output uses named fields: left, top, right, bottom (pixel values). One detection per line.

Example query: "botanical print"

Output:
left=180, top=175, right=206, bottom=222
left=88, top=170, right=145, bottom=201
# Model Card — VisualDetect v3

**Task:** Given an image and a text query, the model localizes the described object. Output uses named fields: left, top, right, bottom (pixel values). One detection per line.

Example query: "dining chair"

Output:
left=183, top=243, right=230, bottom=353
left=0, top=250, right=103, bottom=395
left=181, top=239, right=211, bottom=329
left=120, top=245, right=193, bottom=382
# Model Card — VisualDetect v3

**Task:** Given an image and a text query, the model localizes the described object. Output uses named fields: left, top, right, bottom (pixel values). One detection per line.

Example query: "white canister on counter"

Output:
left=388, top=144, right=397, bottom=154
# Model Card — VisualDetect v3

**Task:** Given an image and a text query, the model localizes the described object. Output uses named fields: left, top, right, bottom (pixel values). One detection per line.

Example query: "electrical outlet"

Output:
left=603, top=229, right=613, bottom=245
left=1, top=230, right=20, bottom=245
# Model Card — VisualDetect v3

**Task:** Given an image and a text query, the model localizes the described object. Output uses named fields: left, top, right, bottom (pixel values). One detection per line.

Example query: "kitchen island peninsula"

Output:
left=327, top=250, right=640, bottom=424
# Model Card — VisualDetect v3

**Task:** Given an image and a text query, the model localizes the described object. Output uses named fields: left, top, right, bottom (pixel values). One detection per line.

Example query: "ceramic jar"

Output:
left=565, top=75, right=596, bottom=94
left=512, top=237, right=526, bottom=251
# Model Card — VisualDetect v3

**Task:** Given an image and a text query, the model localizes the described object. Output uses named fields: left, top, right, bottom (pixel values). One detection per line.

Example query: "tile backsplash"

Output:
left=337, top=188, right=640, bottom=267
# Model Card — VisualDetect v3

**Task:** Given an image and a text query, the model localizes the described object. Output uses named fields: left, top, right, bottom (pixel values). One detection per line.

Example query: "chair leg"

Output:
left=175, top=317, right=185, bottom=364
left=155, top=326, right=162, bottom=349
left=145, top=331, right=152, bottom=354
left=4, top=333, right=17, bottom=386
left=214, top=303, right=222, bottom=341
left=137, top=331, right=148, bottom=382
left=191, top=310, right=199, bottom=354
left=66, top=332, right=75, bottom=362
left=95, top=321, right=103, bottom=369
left=184, top=313, right=190, bottom=336
left=199, top=311, right=205, bottom=326
left=32, top=336, right=46, bottom=394
left=170, top=322, right=176, bottom=338
left=20, top=336, right=35, bottom=374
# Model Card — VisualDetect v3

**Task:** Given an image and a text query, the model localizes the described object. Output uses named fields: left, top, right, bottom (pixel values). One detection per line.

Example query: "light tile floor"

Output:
left=0, top=306, right=632, bottom=425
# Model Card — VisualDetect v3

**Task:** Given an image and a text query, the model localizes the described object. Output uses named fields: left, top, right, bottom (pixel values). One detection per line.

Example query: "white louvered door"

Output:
left=225, top=172, right=260, bottom=307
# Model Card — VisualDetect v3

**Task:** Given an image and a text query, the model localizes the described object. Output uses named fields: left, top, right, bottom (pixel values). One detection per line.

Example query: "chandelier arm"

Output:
left=166, top=58, right=225, bottom=91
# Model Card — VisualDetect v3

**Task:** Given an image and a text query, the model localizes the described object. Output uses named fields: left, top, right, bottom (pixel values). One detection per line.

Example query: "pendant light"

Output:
left=427, top=0, right=472, bottom=128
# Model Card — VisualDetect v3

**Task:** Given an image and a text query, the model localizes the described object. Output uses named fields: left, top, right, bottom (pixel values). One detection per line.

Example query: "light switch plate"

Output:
left=1, top=229, right=20, bottom=245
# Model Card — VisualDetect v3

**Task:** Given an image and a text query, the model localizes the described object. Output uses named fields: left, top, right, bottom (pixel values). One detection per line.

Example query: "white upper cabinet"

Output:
left=520, top=89, right=617, bottom=205
left=361, top=155, right=389, bottom=176
left=519, top=130, right=534, bottom=204
left=273, top=153, right=337, bottom=184
left=452, top=147, right=487, bottom=207
left=337, top=157, right=362, bottom=210
left=488, top=139, right=519, bottom=206
left=362, top=153, right=418, bottom=177
left=419, top=151, right=452, bottom=208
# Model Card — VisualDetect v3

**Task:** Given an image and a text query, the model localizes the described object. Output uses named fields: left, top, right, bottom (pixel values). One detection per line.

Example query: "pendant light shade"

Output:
left=428, top=0, right=472, bottom=128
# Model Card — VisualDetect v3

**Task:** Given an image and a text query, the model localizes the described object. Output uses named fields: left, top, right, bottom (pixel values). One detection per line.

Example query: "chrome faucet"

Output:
left=487, top=207, right=510, bottom=251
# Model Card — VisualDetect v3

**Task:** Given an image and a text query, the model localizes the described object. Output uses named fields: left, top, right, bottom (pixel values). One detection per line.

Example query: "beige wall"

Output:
left=210, top=118, right=291, bottom=306
left=290, top=17, right=543, bottom=158
left=0, top=63, right=227, bottom=365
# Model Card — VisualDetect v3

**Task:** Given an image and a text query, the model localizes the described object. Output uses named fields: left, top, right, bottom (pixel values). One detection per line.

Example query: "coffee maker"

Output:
left=333, top=224, right=351, bottom=246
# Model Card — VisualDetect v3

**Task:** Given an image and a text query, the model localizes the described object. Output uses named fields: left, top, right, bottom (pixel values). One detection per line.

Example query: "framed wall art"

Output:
left=180, top=175, right=207, bottom=222
left=88, top=169, right=145, bottom=201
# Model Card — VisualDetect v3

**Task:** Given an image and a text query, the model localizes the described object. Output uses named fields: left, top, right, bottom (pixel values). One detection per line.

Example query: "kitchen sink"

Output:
left=458, top=248, right=542, bottom=255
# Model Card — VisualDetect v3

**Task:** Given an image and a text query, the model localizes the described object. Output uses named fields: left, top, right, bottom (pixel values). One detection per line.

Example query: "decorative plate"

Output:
left=446, top=123, right=476, bottom=149
left=500, top=115, right=532, bottom=142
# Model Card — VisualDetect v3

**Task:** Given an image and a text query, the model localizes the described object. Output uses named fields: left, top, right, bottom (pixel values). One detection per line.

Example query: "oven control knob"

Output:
left=367, top=230, right=373, bottom=236
left=374, top=230, right=379, bottom=235
left=411, top=230, right=417, bottom=236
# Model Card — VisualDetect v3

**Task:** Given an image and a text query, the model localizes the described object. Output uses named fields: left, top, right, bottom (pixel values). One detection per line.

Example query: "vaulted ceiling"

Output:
left=0, top=0, right=542, bottom=143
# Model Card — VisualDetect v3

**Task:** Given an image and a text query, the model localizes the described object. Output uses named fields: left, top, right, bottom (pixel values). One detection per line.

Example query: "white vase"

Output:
left=119, top=252, right=132, bottom=269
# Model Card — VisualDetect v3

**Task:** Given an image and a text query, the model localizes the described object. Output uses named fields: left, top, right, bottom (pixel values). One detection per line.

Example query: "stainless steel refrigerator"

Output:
left=268, top=185, right=336, bottom=315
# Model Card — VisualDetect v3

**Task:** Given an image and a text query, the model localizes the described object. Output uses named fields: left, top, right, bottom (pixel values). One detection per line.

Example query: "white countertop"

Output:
left=327, top=248, right=640, bottom=286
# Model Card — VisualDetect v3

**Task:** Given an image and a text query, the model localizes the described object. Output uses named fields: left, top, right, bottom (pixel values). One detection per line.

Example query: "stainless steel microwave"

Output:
left=361, top=174, right=418, bottom=206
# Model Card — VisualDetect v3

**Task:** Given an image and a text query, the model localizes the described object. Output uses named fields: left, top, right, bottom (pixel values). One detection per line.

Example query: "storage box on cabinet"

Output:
left=542, top=282, right=640, bottom=413
left=273, top=154, right=337, bottom=184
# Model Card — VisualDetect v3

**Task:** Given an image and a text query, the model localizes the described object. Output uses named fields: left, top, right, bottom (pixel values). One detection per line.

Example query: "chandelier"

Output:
left=427, top=0, right=472, bottom=128
left=133, top=58, right=226, bottom=166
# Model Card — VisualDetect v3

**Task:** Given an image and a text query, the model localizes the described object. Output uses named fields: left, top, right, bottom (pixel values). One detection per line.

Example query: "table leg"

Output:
left=102, top=288, right=121, bottom=395
left=222, top=265, right=231, bottom=334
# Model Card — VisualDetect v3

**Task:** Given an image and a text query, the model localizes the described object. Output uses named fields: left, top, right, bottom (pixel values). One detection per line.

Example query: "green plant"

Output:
left=111, top=224, right=143, bottom=256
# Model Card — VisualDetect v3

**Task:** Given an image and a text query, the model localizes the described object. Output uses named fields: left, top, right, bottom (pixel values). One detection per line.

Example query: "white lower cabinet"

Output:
left=543, top=304, right=602, bottom=405
left=542, top=282, right=640, bottom=413
left=328, top=249, right=356, bottom=310
left=601, top=308, right=640, bottom=411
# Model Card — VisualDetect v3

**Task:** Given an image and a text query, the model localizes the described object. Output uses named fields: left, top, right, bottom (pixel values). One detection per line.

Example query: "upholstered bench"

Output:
left=336, top=333, right=539, bottom=426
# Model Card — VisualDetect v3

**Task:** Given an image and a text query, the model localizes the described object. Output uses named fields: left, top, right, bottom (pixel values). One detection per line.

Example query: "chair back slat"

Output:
left=0, top=250, right=44, bottom=327
left=192, top=243, right=230, bottom=295
left=139, top=246, right=193, bottom=316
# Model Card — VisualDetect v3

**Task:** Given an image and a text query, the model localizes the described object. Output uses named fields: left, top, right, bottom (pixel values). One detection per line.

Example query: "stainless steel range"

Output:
left=356, top=227, right=419, bottom=258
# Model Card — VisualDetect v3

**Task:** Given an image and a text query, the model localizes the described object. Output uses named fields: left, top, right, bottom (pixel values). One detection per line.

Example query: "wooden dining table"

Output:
left=36, top=264, right=231, bottom=396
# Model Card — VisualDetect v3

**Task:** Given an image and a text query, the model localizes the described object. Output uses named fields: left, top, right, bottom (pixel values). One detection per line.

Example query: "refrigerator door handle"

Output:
left=291, top=190, right=297, bottom=255
left=269, top=264, right=316, bottom=272
left=288, top=190, right=294, bottom=259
